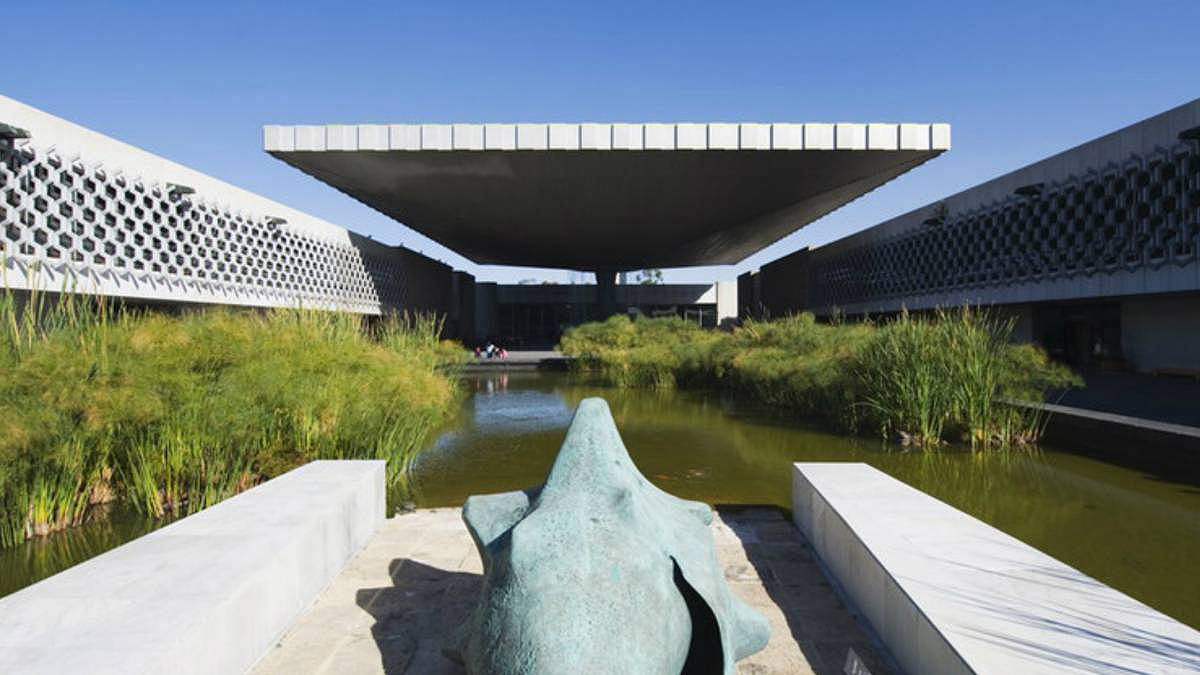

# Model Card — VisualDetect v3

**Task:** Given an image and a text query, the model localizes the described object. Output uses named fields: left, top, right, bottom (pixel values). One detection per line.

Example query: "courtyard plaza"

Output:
left=253, top=507, right=892, bottom=675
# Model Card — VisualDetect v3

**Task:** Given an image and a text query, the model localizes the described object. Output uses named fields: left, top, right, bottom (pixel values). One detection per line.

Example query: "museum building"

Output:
left=742, top=98, right=1200, bottom=372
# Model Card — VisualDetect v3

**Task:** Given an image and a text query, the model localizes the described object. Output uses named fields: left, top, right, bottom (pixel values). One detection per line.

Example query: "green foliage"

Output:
left=0, top=286, right=461, bottom=548
left=560, top=309, right=1080, bottom=449
left=635, top=269, right=664, bottom=285
left=559, top=315, right=720, bottom=388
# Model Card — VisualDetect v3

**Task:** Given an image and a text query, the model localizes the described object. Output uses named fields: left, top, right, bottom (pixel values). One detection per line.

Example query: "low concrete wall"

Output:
left=0, top=460, right=386, bottom=675
left=1027, top=401, right=1200, bottom=475
left=792, top=462, right=1200, bottom=674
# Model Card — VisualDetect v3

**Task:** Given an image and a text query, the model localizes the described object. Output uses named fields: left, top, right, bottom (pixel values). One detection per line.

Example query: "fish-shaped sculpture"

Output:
left=445, top=397, right=769, bottom=674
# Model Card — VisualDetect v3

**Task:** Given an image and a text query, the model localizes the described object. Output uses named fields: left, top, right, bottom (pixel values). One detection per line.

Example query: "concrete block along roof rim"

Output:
left=264, top=122, right=951, bottom=153
left=264, top=121, right=950, bottom=269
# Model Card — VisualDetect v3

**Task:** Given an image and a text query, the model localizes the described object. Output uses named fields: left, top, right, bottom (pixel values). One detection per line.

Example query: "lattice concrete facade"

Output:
left=809, top=139, right=1199, bottom=310
left=745, top=98, right=1200, bottom=318
left=0, top=96, right=448, bottom=315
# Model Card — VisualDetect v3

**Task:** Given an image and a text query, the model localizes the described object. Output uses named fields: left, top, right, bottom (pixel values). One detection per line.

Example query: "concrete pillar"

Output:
left=595, top=270, right=617, bottom=318
left=474, top=282, right=498, bottom=343
left=716, top=280, right=738, bottom=326
left=451, top=271, right=476, bottom=345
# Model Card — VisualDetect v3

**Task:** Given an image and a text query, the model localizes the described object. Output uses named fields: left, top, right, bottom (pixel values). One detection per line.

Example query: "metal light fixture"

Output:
left=266, top=216, right=287, bottom=239
left=1014, top=182, right=1044, bottom=197
left=0, top=123, right=31, bottom=140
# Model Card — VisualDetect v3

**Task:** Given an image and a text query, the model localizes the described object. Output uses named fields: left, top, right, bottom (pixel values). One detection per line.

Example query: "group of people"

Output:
left=474, top=341, right=508, bottom=360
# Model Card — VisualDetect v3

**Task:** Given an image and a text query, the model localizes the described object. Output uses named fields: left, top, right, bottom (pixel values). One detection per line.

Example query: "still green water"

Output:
left=411, top=371, right=1200, bottom=629
left=3, top=371, right=1198, bottom=631
left=0, top=505, right=169, bottom=598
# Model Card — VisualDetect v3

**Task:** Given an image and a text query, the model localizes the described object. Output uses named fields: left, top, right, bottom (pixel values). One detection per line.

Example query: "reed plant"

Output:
left=560, top=309, right=1079, bottom=448
left=0, top=282, right=461, bottom=549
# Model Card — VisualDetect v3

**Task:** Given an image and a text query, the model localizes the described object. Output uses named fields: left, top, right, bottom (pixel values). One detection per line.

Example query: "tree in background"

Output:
left=636, top=269, right=664, bottom=285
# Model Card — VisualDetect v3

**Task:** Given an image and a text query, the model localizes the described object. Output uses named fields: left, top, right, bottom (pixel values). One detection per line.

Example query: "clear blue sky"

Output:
left=5, top=1, right=1198, bottom=283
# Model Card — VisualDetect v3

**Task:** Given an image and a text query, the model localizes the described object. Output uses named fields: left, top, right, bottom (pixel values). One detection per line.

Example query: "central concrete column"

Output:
left=594, top=270, right=617, bottom=318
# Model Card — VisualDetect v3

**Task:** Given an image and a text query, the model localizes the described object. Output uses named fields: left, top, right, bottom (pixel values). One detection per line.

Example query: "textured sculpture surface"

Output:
left=446, top=397, right=769, bottom=674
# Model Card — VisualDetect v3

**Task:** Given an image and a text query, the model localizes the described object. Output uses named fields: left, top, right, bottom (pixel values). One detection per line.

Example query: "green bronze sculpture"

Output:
left=445, top=397, right=769, bottom=674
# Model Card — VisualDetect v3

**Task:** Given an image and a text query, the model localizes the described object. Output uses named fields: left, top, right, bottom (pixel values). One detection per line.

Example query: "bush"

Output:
left=559, top=309, right=1080, bottom=448
left=0, top=287, right=462, bottom=548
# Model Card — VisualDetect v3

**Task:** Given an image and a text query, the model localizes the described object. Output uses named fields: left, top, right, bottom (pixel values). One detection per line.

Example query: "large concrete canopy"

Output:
left=264, top=122, right=949, bottom=270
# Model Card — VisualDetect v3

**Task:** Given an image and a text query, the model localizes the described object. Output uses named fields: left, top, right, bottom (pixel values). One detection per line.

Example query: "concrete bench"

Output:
left=0, top=460, right=385, bottom=674
left=792, top=462, right=1200, bottom=674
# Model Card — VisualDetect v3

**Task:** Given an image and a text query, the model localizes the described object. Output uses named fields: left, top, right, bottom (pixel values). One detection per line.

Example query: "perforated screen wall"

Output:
left=0, top=138, right=413, bottom=313
left=808, top=140, right=1200, bottom=309
left=0, top=96, right=450, bottom=315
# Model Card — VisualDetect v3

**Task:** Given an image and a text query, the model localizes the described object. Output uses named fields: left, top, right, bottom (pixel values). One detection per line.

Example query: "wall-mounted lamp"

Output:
left=923, top=202, right=949, bottom=227
left=0, top=123, right=31, bottom=140
left=166, top=182, right=195, bottom=198
left=266, top=216, right=287, bottom=239
left=1014, top=182, right=1044, bottom=197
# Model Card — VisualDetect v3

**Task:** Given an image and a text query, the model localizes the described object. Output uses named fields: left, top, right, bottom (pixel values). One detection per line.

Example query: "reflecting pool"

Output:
left=411, top=372, right=1200, bottom=628
left=0, top=506, right=168, bottom=598
left=3, top=370, right=1197, bottom=630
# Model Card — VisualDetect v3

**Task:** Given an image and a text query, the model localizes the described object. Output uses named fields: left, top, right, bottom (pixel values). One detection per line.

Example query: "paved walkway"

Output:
left=253, top=507, right=893, bottom=675
left=461, top=350, right=570, bottom=371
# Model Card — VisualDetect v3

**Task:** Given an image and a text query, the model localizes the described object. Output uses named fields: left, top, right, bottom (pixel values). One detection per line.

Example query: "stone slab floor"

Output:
left=253, top=507, right=894, bottom=674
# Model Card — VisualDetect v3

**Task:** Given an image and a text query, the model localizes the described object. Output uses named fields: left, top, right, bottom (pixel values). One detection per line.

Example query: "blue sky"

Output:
left=5, top=1, right=1198, bottom=283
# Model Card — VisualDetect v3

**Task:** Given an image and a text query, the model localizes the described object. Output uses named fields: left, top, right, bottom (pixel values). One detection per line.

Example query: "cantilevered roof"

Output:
left=264, top=122, right=949, bottom=270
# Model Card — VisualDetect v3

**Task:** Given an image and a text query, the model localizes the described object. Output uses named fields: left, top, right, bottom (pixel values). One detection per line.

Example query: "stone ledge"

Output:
left=0, top=460, right=386, bottom=675
left=792, top=462, right=1200, bottom=674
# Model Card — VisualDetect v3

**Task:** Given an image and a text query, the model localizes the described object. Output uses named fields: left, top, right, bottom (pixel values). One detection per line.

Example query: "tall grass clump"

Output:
left=711, top=314, right=874, bottom=430
left=852, top=309, right=1077, bottom=445
left=560, top=315, right=720, bottom=388
left=560, top=308, right=1079, bottom=448
left=0, top=284, right=462, bottom=549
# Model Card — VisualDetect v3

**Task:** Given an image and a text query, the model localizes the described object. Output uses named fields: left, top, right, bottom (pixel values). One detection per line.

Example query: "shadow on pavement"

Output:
left=355, top=559, right=480, bottom=675
left=720, top=505, right=898, bottom=675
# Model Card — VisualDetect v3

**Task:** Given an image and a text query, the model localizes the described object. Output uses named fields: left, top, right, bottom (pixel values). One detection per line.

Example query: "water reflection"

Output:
left=4, top=371, right=1196, bottom=629
left=412, top=372, right=1200, bottom=628
left=0, top=505, right=168, bottom=597
left=470, top=373, right=572, bottom=433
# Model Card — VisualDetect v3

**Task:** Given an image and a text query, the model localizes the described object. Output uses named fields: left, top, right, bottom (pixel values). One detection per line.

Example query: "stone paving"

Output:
left=252, top=507, right=894, bottom=675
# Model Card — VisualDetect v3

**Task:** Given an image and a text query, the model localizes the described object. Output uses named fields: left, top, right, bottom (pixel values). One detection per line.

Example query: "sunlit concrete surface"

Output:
left=0, top=461, right=385, bottom=675
left=461, top=349, right=568, bottom=371
left=793, top=462, right=1200, bottom=674
left=0, top=95, right=448, bottom=315
left=264, top=122, right=949, bottom=270
left=253, top=507, right=896, bottom=675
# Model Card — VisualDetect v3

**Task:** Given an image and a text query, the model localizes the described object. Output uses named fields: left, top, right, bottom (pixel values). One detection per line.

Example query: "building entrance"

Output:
left=1034, top=302, right=1123, bottom=368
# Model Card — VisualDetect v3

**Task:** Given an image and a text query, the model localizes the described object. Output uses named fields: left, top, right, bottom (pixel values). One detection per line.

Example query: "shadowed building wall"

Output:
left=474, top=282, right=737, bottom=346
